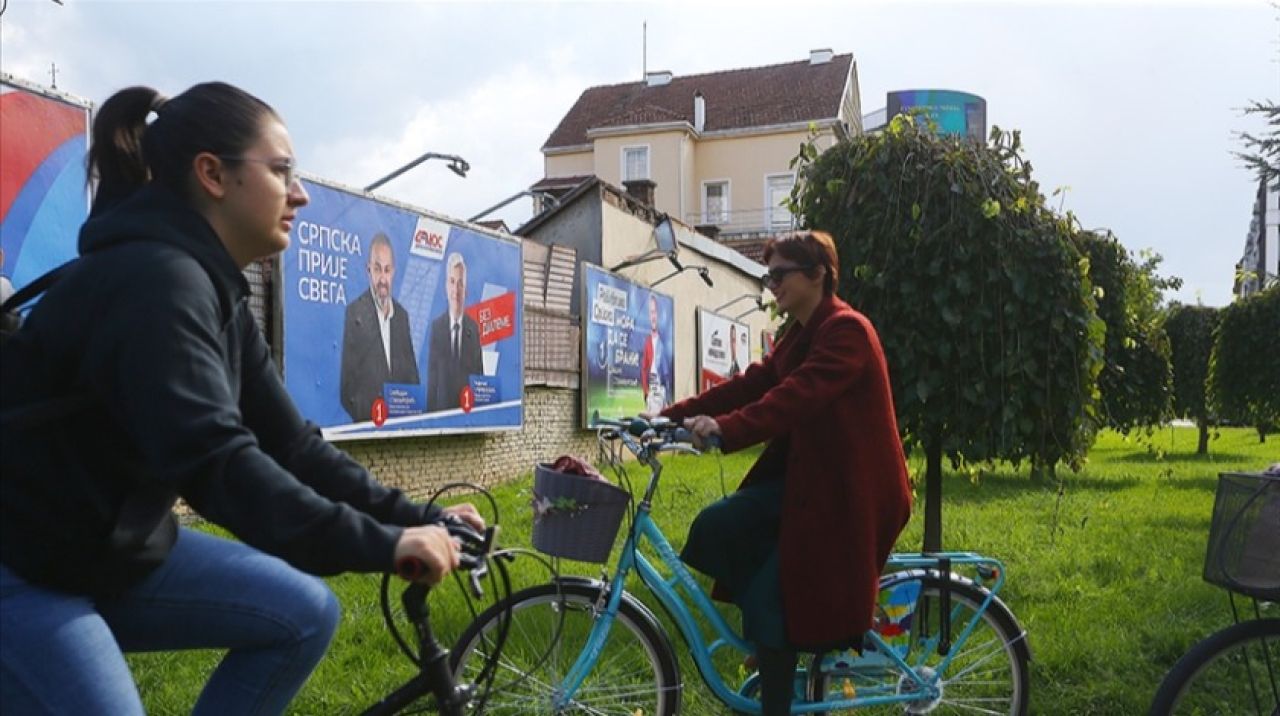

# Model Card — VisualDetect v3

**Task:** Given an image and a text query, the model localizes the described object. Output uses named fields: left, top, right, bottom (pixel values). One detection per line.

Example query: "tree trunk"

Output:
left=923, top=439, right=943, bottom=553
left=1197, top=420, right=1209, bottom=455
left=1258, top=425, right=1268, bottom=444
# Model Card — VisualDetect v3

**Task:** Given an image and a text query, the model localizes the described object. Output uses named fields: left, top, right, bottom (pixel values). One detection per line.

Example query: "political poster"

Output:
left=581, top=263, right=675, bottom=427
left=762, top=329, right=777, bottom=358
left=696, top=308, right=750, bottom=392
left=281, top=177, right=522, bottom=440
left=0, top=76, right=91, bottom=298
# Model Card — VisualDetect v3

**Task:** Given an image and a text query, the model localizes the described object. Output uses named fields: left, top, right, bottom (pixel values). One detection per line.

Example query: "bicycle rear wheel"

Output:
left=1149, top=618, right=1280, bottom=716
left=450, top=581, right=681, bottom=715
left=808, top=576, right=1030, bottom=715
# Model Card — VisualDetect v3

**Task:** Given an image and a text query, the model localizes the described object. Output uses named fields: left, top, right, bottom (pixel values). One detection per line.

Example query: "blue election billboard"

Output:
left=282, top=177, right=522, bottom=440
left=581, top=263, right=675, bottom=427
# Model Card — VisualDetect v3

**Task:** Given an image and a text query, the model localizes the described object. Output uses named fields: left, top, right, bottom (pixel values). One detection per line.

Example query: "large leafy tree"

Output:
left=1164, top=305, right=1220, bottom=454
left=790, top=116, right=1104, bottom=551
left=1209, top=286, right=1280, bottom=442
left=1076, top=232, right=1177, bottom=433
left=1235, top=99, right=1279, bottom=187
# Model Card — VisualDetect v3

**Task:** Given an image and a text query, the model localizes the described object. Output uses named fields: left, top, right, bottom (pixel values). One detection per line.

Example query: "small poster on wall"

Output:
left=696, top=308, right=750, bottom=392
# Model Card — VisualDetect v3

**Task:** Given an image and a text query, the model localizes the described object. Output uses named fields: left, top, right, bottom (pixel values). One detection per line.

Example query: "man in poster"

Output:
left=339, top=233, right=420, bottom=422
left=427, top=252, right=483, bottom=412
left=641, top=294, right=668, bottom=414
left=728, top=323, right=743, bottom=378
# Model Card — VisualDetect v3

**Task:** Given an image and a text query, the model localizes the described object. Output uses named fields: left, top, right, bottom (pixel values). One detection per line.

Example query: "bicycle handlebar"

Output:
left=594, top=415, right=722, bottom=453
left=394, top=516, right=496, bottom=582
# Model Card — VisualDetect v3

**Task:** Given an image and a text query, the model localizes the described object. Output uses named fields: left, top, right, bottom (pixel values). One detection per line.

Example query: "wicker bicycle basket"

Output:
left=530, top=463, right=630, bottom=564
left=1202, top=471, right=1280, bottom=601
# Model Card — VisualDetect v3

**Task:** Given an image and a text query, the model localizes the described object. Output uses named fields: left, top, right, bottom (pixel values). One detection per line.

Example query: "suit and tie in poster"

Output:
left=281, top=178, right=522, bottom=440
left=427, top=253, right=484, bottom=413
left=340, top=233, right=420, bottom=422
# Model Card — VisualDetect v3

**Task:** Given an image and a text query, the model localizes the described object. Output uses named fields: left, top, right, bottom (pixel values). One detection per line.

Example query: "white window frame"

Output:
left=701, top=178, right=731, bottom=225
left=620, top=144, right=651, bottom=183
left=765, top=172, right=797, bottom=230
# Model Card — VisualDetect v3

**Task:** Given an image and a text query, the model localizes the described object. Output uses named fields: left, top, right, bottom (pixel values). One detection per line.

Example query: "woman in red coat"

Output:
left=662, top=230, right=912, bottom=715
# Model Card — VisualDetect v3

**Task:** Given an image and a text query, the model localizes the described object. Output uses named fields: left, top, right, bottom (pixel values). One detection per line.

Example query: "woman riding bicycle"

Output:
left=0, top=82, right=480, bottom=715
left=661, top=230, right=913, bottom=715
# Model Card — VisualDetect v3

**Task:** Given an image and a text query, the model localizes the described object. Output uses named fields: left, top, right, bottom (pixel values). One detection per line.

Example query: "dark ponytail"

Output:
left=88, top=87, right=166, bottom=213
left=88, top=82, right=279, bottom=214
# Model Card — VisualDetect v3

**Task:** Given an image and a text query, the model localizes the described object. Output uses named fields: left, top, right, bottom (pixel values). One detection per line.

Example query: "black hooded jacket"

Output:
left=0, top=185, right=435, bottom=595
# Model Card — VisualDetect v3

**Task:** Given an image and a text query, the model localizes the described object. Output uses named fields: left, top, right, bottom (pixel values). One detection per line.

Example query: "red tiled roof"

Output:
left=720, top=238, right=770, bottom=263
left=544, top=54, right=853, bottom=150
left=597, top=104, right=687, bottom=128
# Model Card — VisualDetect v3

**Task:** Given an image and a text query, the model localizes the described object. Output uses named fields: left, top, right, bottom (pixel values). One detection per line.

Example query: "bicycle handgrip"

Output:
left=674, top=428, right=722, bottom=450
left=396, top=556, right=430, bottom=582
left=395, top=553, right=482, bottom=582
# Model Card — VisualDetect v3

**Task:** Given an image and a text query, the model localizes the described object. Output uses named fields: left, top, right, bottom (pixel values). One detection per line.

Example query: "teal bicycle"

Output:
left=450, top=417, right=1031, bottom=714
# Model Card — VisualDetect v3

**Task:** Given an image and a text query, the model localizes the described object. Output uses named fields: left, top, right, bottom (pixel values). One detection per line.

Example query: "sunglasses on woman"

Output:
left=762, top=265, right=813, bottom=288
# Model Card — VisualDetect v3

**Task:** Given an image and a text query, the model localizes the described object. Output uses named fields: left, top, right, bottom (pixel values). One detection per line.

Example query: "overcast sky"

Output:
left=2, top=0, right=1275, bottom=306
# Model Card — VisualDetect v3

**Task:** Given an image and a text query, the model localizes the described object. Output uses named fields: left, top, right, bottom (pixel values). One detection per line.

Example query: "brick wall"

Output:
left=340, top=385, right=598, bottom=499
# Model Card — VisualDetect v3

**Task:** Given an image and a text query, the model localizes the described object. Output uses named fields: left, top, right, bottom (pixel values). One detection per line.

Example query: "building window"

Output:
left=766, top=173, right=796, bottom=229
left=622, top=146, right=650, bottom=182
left=703, top=180, right=730, bottom=224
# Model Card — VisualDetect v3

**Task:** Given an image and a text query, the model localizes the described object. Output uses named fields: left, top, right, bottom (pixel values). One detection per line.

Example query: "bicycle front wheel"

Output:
left=450, top=581, right=681, bottom=715
left=1149, top=618, right=1280, bottom=716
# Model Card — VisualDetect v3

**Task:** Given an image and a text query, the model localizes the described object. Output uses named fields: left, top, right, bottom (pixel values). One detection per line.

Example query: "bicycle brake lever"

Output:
left=468, top=564, right=487, bottom=599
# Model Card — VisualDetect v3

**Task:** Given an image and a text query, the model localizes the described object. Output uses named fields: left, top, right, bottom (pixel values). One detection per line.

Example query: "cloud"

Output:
left=309, top=61, right=591, bottom=230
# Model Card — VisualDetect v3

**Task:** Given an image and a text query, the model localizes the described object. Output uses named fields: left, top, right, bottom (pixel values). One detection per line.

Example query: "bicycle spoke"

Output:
left=453, top=586, right=674, bottom=715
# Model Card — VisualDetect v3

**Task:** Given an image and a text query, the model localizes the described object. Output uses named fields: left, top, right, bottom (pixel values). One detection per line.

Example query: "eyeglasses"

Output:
left=219, top=155, right=299, bottom=188
left=762, top=265, right=813, bottom=288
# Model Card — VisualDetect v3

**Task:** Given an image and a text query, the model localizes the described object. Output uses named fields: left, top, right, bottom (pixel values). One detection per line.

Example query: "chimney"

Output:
left=809, top=48, right=834, bottom=65
left=623, top=179, right=656, bottom=206
left=646, top=70, right=673, bottom=87
left=693, top=91, right=705, bottom=133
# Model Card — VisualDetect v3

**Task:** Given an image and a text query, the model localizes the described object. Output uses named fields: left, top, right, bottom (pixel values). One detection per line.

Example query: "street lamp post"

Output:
left=363, top=151, right=469, bottom=193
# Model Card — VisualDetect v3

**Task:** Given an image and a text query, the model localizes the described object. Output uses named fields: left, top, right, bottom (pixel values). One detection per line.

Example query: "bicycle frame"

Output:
left=554, top=494, right=1012, bottom=714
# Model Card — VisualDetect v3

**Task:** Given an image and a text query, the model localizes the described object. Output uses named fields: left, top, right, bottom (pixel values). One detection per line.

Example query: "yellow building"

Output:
left=532, top=49, right=862, bottom=245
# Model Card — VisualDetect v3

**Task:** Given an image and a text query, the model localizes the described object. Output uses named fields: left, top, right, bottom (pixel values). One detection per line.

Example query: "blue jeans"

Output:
left=0, top=527, right=340, bottom=715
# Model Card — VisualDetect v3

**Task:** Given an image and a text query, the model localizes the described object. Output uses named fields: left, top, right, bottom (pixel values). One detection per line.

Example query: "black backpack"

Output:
left=0, top=261, right=75, bottom=340
left=0, top=260, right=92, bottom=426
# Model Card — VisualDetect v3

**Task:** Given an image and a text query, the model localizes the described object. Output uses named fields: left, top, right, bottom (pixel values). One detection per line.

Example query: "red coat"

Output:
left=663, top=295, right=912, bottom=647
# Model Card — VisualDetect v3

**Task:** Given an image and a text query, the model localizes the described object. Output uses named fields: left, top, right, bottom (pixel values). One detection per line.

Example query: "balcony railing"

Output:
left=684, top=208, right=798, bottom=237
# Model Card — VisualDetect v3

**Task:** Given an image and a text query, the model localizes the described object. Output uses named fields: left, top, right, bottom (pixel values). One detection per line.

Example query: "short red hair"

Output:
left=762, top=230, right=839, bottom=295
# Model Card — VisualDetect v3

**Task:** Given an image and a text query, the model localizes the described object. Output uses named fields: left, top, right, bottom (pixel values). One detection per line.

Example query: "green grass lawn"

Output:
left=130, top=426, right=1277, bottom=714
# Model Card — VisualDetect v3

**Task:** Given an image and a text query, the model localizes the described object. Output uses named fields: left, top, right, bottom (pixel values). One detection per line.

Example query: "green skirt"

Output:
left=680, top=480, right=788, bottom=649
